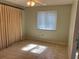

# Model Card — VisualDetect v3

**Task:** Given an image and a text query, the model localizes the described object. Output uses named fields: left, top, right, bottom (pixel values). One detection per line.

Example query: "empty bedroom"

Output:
left=0, top=0, right=78, bottom=59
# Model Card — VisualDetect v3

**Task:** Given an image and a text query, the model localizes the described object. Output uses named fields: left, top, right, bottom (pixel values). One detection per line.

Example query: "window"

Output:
left=37, top=11, right=57, bottom=30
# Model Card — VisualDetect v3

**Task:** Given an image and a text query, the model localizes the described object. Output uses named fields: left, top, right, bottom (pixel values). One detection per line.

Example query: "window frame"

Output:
left=37, top=10, right=57, bottom=31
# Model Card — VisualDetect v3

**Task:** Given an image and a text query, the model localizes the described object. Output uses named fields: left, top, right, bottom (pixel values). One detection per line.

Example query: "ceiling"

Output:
left=5, top=0, right=73, bottom=7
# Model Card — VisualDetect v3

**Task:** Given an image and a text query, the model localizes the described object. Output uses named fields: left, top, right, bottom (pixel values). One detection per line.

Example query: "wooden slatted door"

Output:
left=0, top=5, right=7, bottom=48
left=0, top=4, right=23, bottom=49
left=0, top=5, right=3, bottom=49
left=5, top=6, right=23, bottom=45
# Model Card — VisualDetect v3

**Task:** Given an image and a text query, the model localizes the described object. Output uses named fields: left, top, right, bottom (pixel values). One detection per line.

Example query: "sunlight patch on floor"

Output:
left=22, top=44, right=37, bottom=51
left=21, top=44, right=47, bottom=54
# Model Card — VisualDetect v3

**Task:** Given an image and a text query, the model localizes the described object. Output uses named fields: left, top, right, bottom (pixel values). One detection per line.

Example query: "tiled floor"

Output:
left=0, top=40, right=68, bottom=59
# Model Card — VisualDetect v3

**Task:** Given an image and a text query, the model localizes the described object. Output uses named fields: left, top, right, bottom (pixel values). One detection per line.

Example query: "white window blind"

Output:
left=37, top=11, right=57, bottom=30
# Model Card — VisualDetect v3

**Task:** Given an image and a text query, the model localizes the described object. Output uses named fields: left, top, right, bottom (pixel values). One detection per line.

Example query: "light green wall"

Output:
left=23, top=5, right=72, bottom=45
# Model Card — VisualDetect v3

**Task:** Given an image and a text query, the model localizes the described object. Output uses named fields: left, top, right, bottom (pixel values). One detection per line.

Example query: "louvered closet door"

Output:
left=0, top=5, right=7, bottom=48
left=4, top=5, right=23, bottom=46
left=0, top=4, right=22, bottom=49
left=5, top=6, right=22, bottom=45
left=0, top=5, right=3, bottom=49
left=14, top=7, right=22, bottom=43
left=5, top=6, right=17, bottom=45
